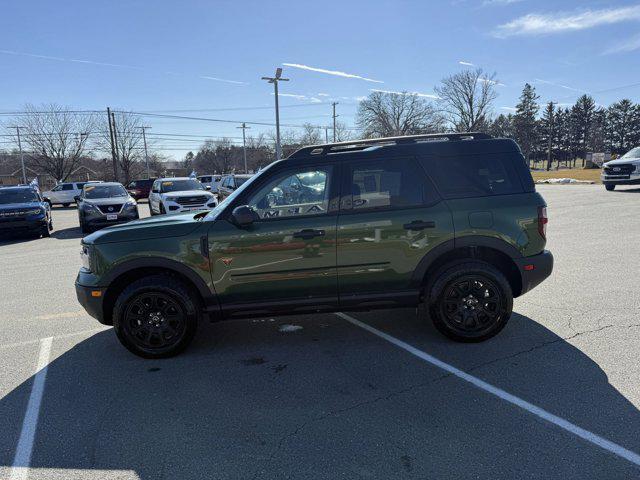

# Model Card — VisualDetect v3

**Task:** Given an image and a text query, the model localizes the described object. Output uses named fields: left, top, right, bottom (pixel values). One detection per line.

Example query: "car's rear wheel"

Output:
left=426, top=262, right=512, bottom=342
left=605, top=184, right=615, bottom=191
left=112, top=275, right=200, bottom=358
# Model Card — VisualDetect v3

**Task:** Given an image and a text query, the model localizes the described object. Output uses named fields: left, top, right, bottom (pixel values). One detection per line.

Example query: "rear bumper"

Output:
left=515, top=250, right=554, bottom=296
left=75, top=280, right=108, bottom=324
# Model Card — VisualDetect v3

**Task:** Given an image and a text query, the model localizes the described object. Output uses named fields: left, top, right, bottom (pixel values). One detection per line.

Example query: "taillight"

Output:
left=538, top=206, right=548, bottom=240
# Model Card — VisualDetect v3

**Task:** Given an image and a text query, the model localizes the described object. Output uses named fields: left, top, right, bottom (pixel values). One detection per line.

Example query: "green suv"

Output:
left=76, top=133, right=553, bottom=358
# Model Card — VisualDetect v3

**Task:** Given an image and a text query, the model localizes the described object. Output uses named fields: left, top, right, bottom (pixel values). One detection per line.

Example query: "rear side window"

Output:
left=61, top=184, right=74, bottom=191
left=426, top=154, right=523, bottom=199
left=343, top=158, right=434, bottom=211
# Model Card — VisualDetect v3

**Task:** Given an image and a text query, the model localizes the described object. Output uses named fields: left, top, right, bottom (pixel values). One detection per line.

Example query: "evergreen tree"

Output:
left=570, top=94, right=596, bottom=165
left=539, top=102, right=556, bottom=171
left=606, top=99, right=640, bottom=155
left=513, top=84, right=540, bottom=165
left=488, top=113, right=514, bottom=138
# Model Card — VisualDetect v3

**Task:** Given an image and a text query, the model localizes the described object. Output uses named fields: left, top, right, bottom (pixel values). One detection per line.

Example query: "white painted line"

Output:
left=336, top=312, right=640, bottom=467
left=9, top=337, right=53, bottom=480
left=0, top=328, right=108, bottom=352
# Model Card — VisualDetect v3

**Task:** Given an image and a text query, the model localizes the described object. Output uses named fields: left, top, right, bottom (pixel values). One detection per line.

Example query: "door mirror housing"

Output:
left=205, top=185, right=211, bottom=191
left=230, top=205, right=259, bottom=228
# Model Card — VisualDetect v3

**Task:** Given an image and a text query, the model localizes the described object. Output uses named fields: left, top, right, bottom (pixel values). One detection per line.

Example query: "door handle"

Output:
left=403, top=220, right=435, bottom=231
left=292, top=229, right=325, bottom=240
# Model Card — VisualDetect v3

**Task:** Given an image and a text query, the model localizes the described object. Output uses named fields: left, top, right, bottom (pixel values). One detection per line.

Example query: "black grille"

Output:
left=604, top=164, right=635, bottom=176
left=175, top=196, right=208, bottom=206
left=97, top=204, right=123, bottom=214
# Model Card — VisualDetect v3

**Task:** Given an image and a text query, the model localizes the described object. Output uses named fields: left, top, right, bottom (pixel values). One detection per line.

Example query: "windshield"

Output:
left=161, top=179, right=203, bottom=192
left=84, top=184, right=128, bottom=199
left=0, top=189, right=39, bottom=204
left=204, top=165, right=274, bottom=221
left=621, top=147, right=640, bottom=159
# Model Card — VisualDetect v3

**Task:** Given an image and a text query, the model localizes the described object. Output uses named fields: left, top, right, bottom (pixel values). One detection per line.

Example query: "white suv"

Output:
left=148, top=177, right=218, bottom=215
left=602, top=147, right=640, bottom=191
left=197, top=174, right=223, bottom=194
left=43, top=181, right=102, bottom=207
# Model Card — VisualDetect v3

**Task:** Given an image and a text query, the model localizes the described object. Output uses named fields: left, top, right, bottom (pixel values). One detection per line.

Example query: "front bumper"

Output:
left=84, top=208, right=139, bottom=230
left=75, top=278, right=108, bottom=324
left=0, top=216, right=48, bottom=234
left=601, top=174, right=640, bottom=185
left=515, top=250, right=554, bottom=296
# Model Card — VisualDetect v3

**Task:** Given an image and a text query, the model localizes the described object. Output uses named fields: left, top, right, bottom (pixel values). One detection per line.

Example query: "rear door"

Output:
left=207, top=164, right=339, bottom=313
left=337, top=156, right=454, bottom=307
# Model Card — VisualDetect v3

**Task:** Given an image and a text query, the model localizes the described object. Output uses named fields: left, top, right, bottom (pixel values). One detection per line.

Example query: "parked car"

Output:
left=601, top=147, right=640, bottom=191
left=126, top=178, right=156, bottom=200
left=217, top=174, right=252, bottom=201
left=76, top=133, right=553, bottom=358
left=197, top=175, right=223, bottom=194
left=0, top=185, right=53, bottom=237
left=42, top=181, right=102, bottom=207
left=76, top=182, right=139, bottom=234
left=148, top=177, right=218, bottom=215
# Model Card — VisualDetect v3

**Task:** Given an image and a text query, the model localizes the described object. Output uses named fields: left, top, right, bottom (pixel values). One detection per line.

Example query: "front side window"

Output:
left=345, top=158, right=430, bottom=211
left=52, top=185, right=62, bottom=192
left=61, top=184, right=74, bottom=191
left=247, top=167, right=332, bottom=220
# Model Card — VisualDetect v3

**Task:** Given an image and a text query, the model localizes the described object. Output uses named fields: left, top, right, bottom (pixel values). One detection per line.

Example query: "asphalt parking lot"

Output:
left=1, top=185, right=639, bottom=480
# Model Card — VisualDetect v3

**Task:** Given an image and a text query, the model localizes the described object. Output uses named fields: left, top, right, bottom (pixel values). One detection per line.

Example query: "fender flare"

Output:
left=410, top=236, right=522, bottom=288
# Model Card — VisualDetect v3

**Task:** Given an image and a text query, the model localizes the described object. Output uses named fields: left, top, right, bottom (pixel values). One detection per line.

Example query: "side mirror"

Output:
left=230, top=205, right=259, bottom=228
left=205, top=185, right=212, bottom=191
left=151, top=188, right=159, bottom=193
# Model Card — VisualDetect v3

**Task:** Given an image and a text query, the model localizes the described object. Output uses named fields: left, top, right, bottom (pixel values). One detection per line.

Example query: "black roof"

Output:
left=287, top=132, right=520, bottom=162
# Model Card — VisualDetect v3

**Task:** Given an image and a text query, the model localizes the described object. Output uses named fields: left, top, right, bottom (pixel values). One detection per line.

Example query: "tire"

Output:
left=40, top=224, right=50, bottom=238
left=159, top=203, right=166, bottom=215
left=425, top=261, right=512, bottom=343
left=149, top=203, right=155, bottom=216
left=79, top=216, right=88, bottom=234
left=112, top=274, right=200, bottom=358
left=62, top=203, right=70, bottom=208
left=605, top=184, right=615, bottom=191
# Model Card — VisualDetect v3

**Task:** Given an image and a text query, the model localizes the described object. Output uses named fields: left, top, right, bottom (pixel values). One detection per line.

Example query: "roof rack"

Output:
left=288, top=132, right=492, bottom=159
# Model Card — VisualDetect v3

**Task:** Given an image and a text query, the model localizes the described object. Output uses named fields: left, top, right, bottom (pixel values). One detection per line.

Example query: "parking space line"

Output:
left=0, top=328, right=108, bottom=352
left=336, top=312, right=640, bottom=467
left=9, top=337, right=53, bottom=480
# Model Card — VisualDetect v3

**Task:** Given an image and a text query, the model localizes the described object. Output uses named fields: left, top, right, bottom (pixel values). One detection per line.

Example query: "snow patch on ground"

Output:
left=535, top=178, right=595, bottom=184
left=279, top=324, right=303, bottom=333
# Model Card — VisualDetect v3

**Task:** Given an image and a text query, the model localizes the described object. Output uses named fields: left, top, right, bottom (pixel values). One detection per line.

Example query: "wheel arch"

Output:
left=412, top=238, right=523, bottom=298
left=101, top=258, right=217, bottom=325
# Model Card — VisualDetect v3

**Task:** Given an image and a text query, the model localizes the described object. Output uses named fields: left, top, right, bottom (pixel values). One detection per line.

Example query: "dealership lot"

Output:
left=1, top=186, right=639, bottom=479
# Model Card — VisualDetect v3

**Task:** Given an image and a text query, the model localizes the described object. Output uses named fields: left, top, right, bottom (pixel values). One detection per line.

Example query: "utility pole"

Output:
left=261, top=67, right=289, bottom=160
left=546, top=102, right=555, bottom=172
left=324, top=126, right=329, bottom=143
left=138, top=126, right=151, bottom=179
left=107, top=108, right=118, bottom=181
left=332, top=102, right=339, bottom=142
left=110, top=111, right=120, bottom=182
left=237, top=122, right=251, bottom=173
left=8, top=126, right=27, bottom=184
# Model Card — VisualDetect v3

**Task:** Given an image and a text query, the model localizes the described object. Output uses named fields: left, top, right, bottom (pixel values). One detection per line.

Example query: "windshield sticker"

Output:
left=162, top=181, right=173, bottom=186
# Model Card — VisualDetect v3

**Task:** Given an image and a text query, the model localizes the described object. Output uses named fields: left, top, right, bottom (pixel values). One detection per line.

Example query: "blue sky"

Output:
left=1, top=0, right=640, bottom=159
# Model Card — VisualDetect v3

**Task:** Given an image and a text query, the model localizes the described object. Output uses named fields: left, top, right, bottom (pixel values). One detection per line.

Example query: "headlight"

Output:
left=635, top=163, right=640, bottom=173
left=84, top=202, right=98, bottom=211
left=165, top=196, right=178, bottom=202
left=25, top=208, right=44, bottom=215
left=124, top=200, right=137, bottom=208
left=80, top=244, right=92, bottom=271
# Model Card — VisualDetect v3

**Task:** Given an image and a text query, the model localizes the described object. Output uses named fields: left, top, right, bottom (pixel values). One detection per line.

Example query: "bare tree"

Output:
left=435, top=68, right=499, bottom=132
left=334, top=121, right=354, bottom=142
left=8, top=104, right=95, bottom=182
left=298, top=123, right=323, bottom=146
left=97, top=111, right=151, bottom=184
left=356, top=91, right=443, bottom=138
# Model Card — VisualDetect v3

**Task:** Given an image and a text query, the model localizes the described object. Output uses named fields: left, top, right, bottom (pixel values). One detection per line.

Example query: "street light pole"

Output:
left=237, top=122, right=251, bottom=173
left=138, top=126, right=151, bottom=179
left=332, top=102, right=339, bottom=142
left=261, top=68, right=289, bottom=160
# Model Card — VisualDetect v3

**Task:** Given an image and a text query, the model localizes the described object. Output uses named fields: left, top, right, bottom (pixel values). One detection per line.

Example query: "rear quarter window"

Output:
left=423, top=154, right=524, bottom=199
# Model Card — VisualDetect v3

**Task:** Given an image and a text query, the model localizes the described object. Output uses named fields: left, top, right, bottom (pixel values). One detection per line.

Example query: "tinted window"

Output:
left=61, top=184, right=74, bottom=191
left=84, top=184, right=128, bottom=199
left=199, top=176, right=212, bottom=183
left=76, top=183, right=86, bottom=189
left=0, top=188, right=39, bottom=204
left=247, top=168, right=332, bottom=219
left=426, top=154, right=523, bottom=199
left=235, top=177, right=249, bottom=187
left=345, top=158, right=431, bottom=211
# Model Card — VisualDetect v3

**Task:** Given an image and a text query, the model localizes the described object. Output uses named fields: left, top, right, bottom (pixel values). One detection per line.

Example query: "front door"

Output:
left=207, top=165, right=339, bottom=315
left=148, top=180, right=161, bottom=213
left=337, top=157, right=454, bottom=306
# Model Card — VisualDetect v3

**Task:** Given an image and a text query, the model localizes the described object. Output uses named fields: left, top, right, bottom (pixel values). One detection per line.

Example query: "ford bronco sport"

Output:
left=76, top=133, right=553, bottom=358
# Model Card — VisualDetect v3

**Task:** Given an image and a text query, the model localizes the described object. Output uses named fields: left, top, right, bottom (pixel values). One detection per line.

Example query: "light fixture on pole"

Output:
left=261, top=67, right=289, bottom=160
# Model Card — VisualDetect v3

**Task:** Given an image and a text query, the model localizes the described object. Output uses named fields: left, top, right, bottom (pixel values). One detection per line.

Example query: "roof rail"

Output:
left=288, top=132, right=492, bottom=159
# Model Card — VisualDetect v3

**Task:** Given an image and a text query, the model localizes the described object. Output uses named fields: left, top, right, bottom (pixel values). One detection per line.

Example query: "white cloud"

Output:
left=603, top=33, right=640, bottom=54
left=493, top=5, right=640, bottom=38
left=459, top=61, right=475, bottom=66
left=283, top=63, right=384, bottom=83
left=533, top=78, right=583, bottom=92
left=478, top=77, right=506, bottom=86
left=501, top=106, right=517, bottom=111
left=317, top=93, right=330, bottom=97
left=370, top=88, right=440, bottom=99
left=272, top=93, right=323, bottom=103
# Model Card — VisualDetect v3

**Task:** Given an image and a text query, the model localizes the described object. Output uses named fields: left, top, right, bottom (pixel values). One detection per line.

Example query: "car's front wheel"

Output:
left=605, top=184, right=615, bottom=191
left=112, top=274, right=200, bottom=358
left=426, top=261, right=512, bottom=342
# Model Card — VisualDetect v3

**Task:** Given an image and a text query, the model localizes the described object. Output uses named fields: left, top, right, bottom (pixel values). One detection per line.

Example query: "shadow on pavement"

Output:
left=1, top=312, right=639, bottom=479
left=51, top=226, right=84, bottom=240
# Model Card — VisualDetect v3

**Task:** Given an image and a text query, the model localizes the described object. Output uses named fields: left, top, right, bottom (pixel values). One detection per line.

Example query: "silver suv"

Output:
left=602, top=147, right=640, bottom=191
